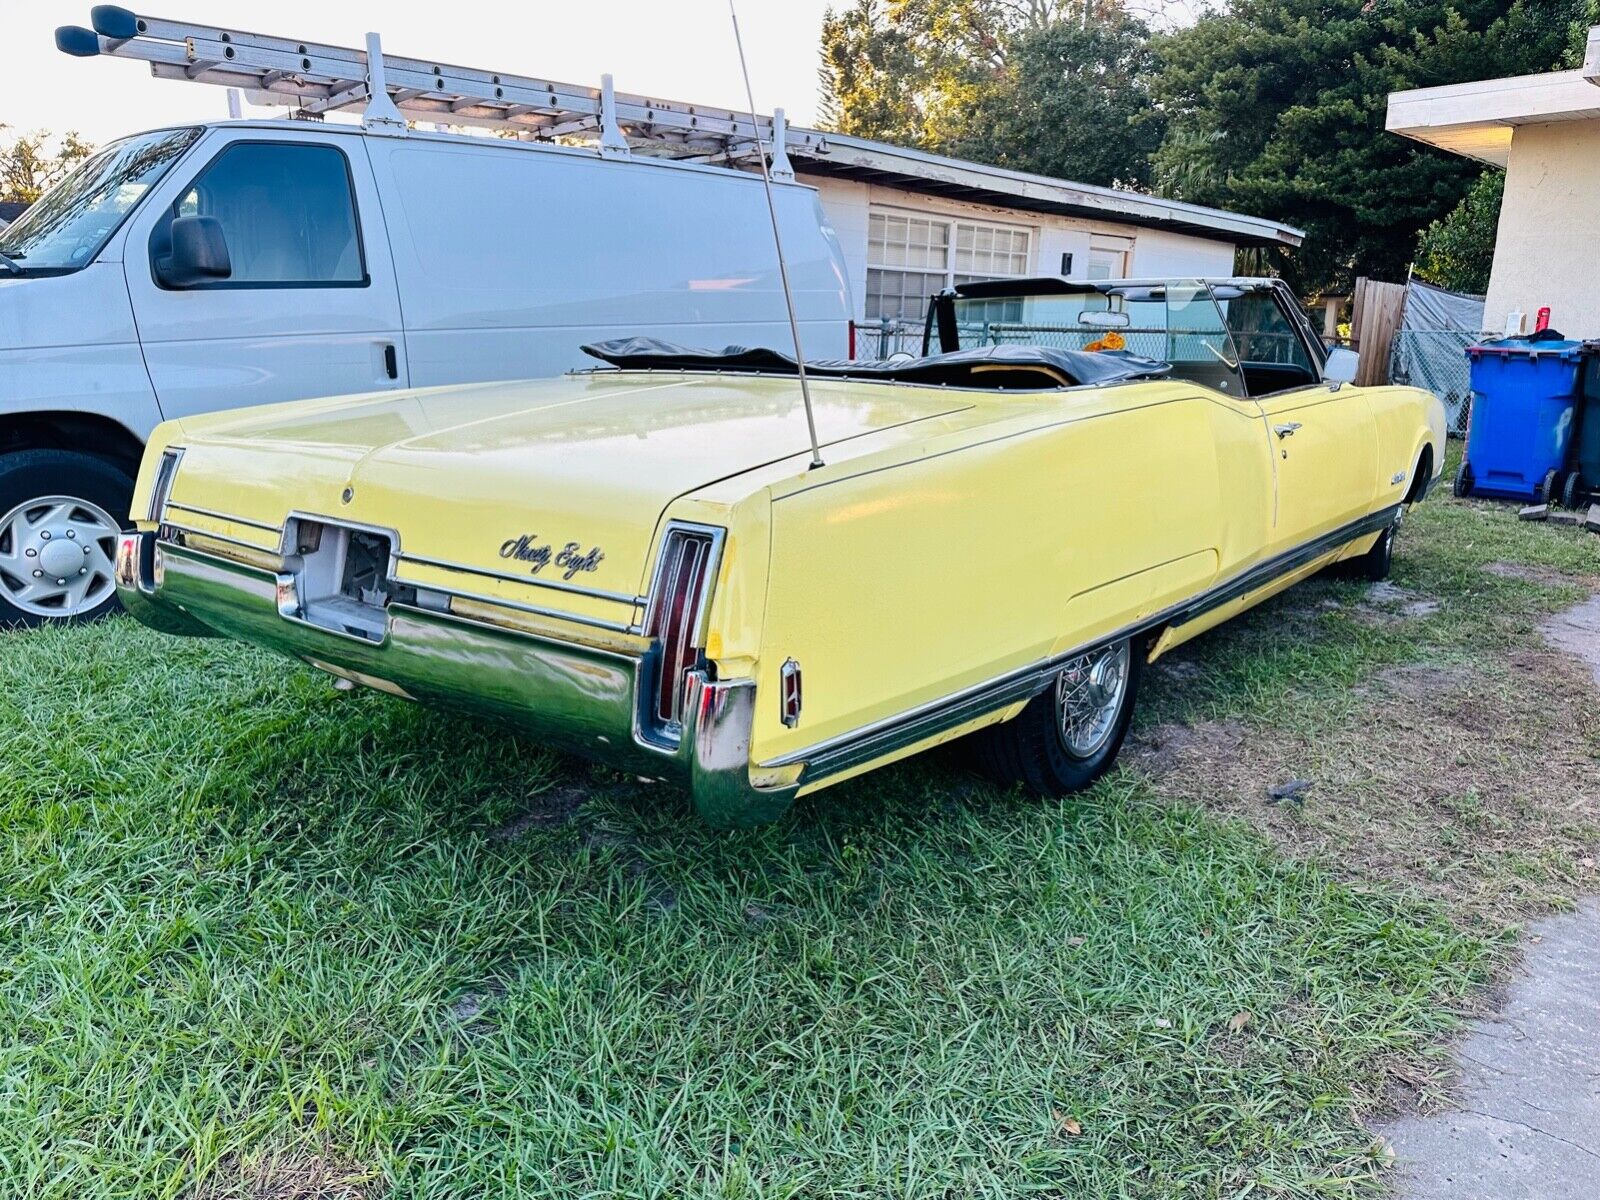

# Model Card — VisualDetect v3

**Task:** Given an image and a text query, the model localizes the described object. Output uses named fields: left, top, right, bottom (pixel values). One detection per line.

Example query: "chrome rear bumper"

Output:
left=114, top=531, right=794, bottom=826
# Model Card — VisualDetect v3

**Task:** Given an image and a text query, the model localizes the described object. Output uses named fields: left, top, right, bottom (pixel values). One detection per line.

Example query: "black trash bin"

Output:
left=1567, top=346, right=1600, bottom=509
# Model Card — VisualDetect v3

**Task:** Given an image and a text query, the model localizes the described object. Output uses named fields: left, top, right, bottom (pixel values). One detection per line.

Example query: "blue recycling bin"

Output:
left=1459, top=337, right=1583, bottom=501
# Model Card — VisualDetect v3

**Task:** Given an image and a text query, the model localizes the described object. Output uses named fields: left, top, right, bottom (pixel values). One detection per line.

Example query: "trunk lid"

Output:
left=167, top=372, right=974, bottom=600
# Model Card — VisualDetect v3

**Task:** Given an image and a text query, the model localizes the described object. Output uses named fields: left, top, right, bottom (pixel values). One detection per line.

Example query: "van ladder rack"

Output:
left=54, top=6, right=820, bottom=175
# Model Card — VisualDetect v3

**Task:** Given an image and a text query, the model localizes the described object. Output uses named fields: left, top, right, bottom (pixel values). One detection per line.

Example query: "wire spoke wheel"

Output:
left=1055, top=641, right=1131, bottom=759
left=0, top=495, right=122, bottom=619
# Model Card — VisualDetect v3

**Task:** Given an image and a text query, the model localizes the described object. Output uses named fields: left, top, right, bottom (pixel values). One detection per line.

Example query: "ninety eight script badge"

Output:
left=500, top=534, right=605, bottom=580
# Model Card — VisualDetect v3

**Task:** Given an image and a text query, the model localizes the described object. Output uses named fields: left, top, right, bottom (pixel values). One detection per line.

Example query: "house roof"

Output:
left=779, top=127, right=1304, bottom=249
left=1386, top=25, right=1600, bottom=167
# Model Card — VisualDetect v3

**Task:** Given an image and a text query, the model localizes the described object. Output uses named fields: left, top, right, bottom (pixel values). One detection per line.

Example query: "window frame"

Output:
left=148, top=138, right=370, bottom=292
left=865, top=206, right=1034, bottom=323
left=1216, top=281, right=1330, bottom=396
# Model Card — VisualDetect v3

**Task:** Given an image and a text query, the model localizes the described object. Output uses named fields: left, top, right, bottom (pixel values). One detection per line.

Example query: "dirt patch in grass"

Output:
left=195, top=1150, right=375, bottom=1200
left=1127, top=648, right=1600, bottom=926
left=1353, top=581, right=1443, bottom=624
left=492, top=784, right=587, bottom=838
left=1483, top=560, right=1580, bottom=588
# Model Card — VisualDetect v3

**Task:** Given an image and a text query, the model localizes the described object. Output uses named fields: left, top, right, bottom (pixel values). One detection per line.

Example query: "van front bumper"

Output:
left=114, top=531, right=795, bottom=827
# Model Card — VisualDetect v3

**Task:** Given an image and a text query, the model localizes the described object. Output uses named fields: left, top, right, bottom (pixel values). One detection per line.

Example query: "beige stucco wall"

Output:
left=1485, top=120, right=1600, bottom=339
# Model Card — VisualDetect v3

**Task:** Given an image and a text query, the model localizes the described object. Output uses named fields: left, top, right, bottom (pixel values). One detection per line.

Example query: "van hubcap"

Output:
left=0, top=496, right=121, bottom=618
left=1056, top=641, right=1130, bottom=759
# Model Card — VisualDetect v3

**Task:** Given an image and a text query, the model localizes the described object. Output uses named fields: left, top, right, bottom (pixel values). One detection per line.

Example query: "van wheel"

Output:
left=976, top=637, right=1141, bottom=795
left=0, top=450, right=134, bottom=629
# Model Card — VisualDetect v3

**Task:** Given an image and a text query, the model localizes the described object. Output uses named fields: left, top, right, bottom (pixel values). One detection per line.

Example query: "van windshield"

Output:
left=0, top=127, right=201, bottom=274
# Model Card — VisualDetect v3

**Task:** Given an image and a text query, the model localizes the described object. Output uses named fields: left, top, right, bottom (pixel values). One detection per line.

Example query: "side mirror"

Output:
left=1323, top=346, right=1360, bottom=385
left=156, top=215, right=231, bottom=288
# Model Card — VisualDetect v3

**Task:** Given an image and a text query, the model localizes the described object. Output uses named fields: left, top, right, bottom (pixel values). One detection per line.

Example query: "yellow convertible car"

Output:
left=114, top=279, right=1445, bottom=825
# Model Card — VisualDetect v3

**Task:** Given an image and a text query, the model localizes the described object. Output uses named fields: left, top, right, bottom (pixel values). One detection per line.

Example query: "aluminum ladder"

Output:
left=54, top=5, right=807, bottom=174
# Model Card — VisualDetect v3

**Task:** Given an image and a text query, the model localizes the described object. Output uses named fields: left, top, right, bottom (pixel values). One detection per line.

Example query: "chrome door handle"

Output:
left=1273, top=422, right=1301, bottom=439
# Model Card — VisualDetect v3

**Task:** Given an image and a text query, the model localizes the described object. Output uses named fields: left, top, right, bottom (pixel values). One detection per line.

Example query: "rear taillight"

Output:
left=642, top=524, right=722, bottom=738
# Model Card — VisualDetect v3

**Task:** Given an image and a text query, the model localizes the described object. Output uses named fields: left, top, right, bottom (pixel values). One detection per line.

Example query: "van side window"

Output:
left=171, top=143, right=364, bottom=285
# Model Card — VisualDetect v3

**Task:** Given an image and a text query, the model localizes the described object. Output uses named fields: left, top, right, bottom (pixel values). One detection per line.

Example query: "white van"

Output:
left=0, top=120, right=851, bottom=625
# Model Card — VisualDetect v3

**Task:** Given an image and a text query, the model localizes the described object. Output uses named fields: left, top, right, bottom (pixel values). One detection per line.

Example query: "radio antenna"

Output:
left=729, top=1, right=824, bottom=470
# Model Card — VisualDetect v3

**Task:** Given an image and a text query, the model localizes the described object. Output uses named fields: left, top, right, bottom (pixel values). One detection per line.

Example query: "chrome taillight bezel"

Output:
left=638, top=521, right=725, bottom=746
left=146, top=447, right=184, bottom=524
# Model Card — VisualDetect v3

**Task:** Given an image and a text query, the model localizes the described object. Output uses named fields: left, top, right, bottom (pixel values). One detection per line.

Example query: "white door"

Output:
left=123, top=130, right=407, bottom=421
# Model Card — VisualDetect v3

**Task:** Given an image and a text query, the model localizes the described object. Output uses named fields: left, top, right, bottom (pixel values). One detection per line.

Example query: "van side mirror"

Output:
left=157, top=215, right=232, bottom=288
left=1323, top=346, right=1360, bottom=385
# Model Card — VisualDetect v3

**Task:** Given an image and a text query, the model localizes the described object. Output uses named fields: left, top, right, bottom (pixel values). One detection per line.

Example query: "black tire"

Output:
left=1562, top=470, right=1584, bottom=512
left=1353, top=522, right=1396, bottom=582
left=1452, top=460, right=1473, bottom=499
left=0, top=449, right=135, bottom=630
left=1539, top=469, right=1560, bottom=505
left=975, top=637, right=1142, bottom=796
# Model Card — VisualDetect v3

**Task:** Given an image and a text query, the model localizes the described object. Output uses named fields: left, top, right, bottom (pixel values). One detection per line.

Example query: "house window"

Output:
left=954, top=222, right=1031, bottom=284
left=866, top=210, right=1032, bottom=321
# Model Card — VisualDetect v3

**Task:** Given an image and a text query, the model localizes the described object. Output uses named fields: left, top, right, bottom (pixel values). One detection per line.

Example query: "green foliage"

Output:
left=819, top=0, right=1584, bottom=296
left=819, top=1, right=1158, bottom=186
left=819, top=0, right=1011, bottom=148
left=1151, top=0, right=1582, bottom=294
left=0, top=126, right=93, bottom=204
left=952, top=11, right=1165, bottom=188
left=1414, top=169, right=1504, bottom=295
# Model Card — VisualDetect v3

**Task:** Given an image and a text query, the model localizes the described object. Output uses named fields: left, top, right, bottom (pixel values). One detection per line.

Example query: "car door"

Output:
left=123, top=129, right=408, bottom=421
left=1220, top=285, right=1378, bottom=550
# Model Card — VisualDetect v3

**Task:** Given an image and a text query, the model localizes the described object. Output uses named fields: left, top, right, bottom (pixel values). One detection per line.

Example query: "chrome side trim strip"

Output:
left=162, top=521, right=285, bottom=555
left=397, top=550, right=644, bottom=607
left=164, top=501, right=282, bottom=534
left=442, top=583, right=642, bottom=636
left=765, top=505, right=1401, bottom=782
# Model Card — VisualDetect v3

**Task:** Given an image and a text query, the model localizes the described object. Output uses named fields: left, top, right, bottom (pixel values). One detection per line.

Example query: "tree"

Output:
left=819, top=0, right=1165, bottom=186
left=0, top=127, right=94, bottom=205
left=1151, top=0, right=1585, bottom=296
left=1414, top=169, right=1503, bottom=295
left=951, top=11, right=1164, bottom=188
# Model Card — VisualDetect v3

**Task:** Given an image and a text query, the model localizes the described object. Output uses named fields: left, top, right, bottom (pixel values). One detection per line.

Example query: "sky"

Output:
left=11, top=0, right=838, bottom=146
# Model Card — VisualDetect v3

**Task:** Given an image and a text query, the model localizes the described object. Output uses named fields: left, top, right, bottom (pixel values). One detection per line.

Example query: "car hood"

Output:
left=164, top=371, right=975, bottom=601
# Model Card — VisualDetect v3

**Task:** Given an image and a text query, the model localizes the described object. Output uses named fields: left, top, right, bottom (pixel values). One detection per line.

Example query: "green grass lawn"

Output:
left=2, top=455, right=1597, bottom=1199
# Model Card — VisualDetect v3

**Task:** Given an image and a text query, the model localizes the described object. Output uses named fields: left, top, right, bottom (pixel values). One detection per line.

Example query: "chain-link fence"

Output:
left=848, top=318, right=926, bottom=361
left=1387, top=280, right=1486, bottom=436
left=963, top=322, right=1235, bottom=365
left=1390, top=329, right=1477, bottom=436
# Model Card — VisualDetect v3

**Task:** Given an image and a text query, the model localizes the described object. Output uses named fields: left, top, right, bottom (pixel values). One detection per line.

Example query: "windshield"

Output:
left=0, top=127, right=201, bottom=273
left=948, top=281, right=1246, bottom=394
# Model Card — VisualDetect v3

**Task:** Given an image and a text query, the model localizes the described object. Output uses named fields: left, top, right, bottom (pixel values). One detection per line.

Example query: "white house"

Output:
left=1387, top=26, right=1600, bottom=338
left=777, top=125, right=1303, bottom=352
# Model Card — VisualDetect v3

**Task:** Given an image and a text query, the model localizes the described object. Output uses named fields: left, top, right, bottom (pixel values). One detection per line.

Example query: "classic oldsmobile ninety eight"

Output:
left=114, top=279, right=1445, bottom=825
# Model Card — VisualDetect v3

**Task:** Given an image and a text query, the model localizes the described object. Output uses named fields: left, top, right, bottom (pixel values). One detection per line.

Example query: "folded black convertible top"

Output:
left=580, top=338, right=1171, bottom=388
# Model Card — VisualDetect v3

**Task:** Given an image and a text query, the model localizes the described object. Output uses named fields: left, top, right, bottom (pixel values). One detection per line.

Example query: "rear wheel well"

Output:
left=1404, top=444, right=1434, bottom=504
left=0, top=412, right=145, bottom=475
